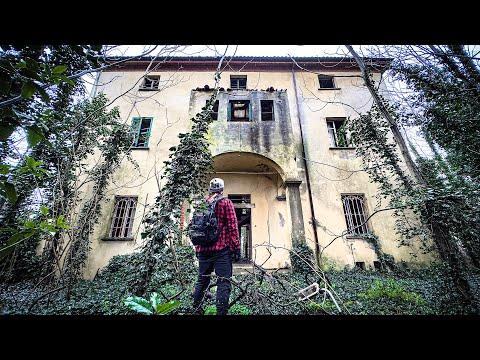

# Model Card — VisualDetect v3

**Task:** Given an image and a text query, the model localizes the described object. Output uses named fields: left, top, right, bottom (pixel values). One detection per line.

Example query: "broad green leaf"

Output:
left=56, top=215, right=70, bottom=229
left=35, top=85, right=50, bottom=103
left=155, top=300, right=180, bottom=315
left=26, top=126, right=45, bottom=147
left=21, top=82, right=36, bottom=99
left=0, top=181, right=17, bottom=203
left=124, top=296, right=154, bottom=315
left=52, top=65, right=67, bottom=74
left=0, top=123, right=16, bottom=141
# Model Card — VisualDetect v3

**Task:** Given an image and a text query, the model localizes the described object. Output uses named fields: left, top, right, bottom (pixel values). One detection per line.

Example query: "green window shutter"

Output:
left=227, top=101, right=232, bottom=121
left=248, top=101, right=252, bottom=121
left=131, top=117, right=141, bottom=146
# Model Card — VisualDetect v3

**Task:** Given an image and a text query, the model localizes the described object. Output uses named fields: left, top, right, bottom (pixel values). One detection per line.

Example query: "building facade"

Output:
left=82, top=56, right=433, bottom=279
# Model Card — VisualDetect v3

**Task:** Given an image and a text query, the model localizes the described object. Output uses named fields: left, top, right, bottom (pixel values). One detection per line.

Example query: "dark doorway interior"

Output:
left=228, top=194, right=252, bottom=263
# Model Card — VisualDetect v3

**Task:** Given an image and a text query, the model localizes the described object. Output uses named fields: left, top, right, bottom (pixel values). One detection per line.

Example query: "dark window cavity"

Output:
left=342, top=194, right=370, bottom=236
left=261, top=100, right=274, bottom=121
left=140, top=75, right=160, bottom=90
left=228, top=100, right=251, bottom=121
left=230, top=75, right=247, bottom=90
left=355, top=261, right=366, bottom=270
left=373, top=261, right=382, bottom=270
left=318, top=74, right=335, bottom=89
left=131, top=117, right=152, bottom=148
left=109, top=196, right=138, bottom=239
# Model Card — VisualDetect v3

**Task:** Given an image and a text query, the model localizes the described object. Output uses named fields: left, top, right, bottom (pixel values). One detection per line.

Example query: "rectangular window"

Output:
left=228, top=100, right=251, bottom=121
left=318, top=74, right=335, bottom=89
left=373, top=261, right=382, bottom=270
left=342, top=194, right=370, bottom=236
left=228, top=194, right=252, bottom=262
left=326, top=118, right=350, bottom=147
left=260, top=100, right=274, bottom=121
left=109, top=196, right=138, bottom=239
left=140, top=75, right=160, bottom=90
left=131, top=117, right=152, bottom=148
left=230, top=75, right=247, bottom=90
left=206, top=100, right=219, bottom=120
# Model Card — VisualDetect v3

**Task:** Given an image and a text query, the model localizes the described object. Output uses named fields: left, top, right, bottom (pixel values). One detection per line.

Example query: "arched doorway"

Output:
left=209, top=152, right=291, bottom=269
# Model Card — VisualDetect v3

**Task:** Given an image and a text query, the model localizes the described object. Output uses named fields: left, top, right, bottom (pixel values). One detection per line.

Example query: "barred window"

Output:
left=109, top=196, right=138, bottom=239
left=341, top=194, right=370, bottom=236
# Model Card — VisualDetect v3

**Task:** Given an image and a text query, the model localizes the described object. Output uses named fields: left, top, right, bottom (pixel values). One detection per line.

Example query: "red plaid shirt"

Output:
left=195, top=194, right=240, bottom=253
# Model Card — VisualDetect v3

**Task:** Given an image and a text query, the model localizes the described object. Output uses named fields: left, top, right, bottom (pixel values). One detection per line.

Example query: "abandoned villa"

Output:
left=78, top=56, right=433, bottom=279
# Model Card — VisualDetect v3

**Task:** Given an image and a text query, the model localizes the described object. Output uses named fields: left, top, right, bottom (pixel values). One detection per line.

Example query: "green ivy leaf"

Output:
left=0, top=164, right=10, bottom=175
left=21, top=81, right=36, bottom=99
left=52, top=65, right=67, bottom=75
left=26, top=125, right=45, bottom=147
left=40, top=205, right=49, bottom=216
left=0, top=181, right=18, bottom=203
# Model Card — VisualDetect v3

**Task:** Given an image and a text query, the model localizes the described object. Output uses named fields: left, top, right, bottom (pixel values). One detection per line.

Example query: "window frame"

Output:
left=106, top=196, right=138, bottom=240
left=318, top=74, right=336, bottom=89
left=326, top=117, right=352, bottom=148
left=131, top=117, right=153, bottom=149
left=230, top=75, right=247, bottom=90
left=139, top=75, right=160, bottom=91
left=260, top=100, right=275, bottom=121
left=228, top=100, right=251, bottom=122
left=341, top=194, right=371, bottom=237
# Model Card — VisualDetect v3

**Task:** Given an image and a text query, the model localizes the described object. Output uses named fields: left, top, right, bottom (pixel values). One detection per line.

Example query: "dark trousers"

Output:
left=193, top=247, right=232, bottom=315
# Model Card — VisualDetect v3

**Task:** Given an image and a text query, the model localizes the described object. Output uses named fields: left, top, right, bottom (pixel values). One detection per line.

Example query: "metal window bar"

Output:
left=109, top=197, right=138, bottom=239
left=342, top=195, right=369, bottom=236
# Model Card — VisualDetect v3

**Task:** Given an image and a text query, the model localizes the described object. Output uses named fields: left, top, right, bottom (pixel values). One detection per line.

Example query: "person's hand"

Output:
left=231, top=249, right=241, bottom=262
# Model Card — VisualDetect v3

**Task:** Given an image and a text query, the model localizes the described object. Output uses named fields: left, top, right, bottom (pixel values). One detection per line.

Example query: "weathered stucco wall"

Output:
left=79, top=67, right=434, bottom=279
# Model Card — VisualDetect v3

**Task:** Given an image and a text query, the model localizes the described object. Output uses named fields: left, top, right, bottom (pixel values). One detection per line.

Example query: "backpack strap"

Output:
left=208, top=195, right=224, bottom=211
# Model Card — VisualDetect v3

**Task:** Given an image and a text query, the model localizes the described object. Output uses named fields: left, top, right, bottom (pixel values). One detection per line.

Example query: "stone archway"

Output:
left=210, top=151, right=305, bottom=269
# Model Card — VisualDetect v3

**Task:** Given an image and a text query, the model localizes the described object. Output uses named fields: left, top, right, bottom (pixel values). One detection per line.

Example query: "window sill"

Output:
left=131, top=147, right=150, bottom=150
left=102, top=237, right=134, bottom=242
left=318, top=88, right=341, bottom=91
left=329, top=147, right=355, bottom=150
left=138, top=88, right=159, bottom=91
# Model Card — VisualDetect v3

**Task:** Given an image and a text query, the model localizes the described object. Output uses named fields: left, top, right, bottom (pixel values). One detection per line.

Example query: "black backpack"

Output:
left=188, top=196, right=224, bottom=247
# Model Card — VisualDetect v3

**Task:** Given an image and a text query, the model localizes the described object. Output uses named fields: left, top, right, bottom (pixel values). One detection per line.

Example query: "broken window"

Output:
left=260, top=100, right=274, bottom=121
left=355, top=261, right=366, bottom=270
left=230, top=75, right=247, bottom=90
left=326, top=118, right=351, bottom=147
left=131, top=117, right=152, bottom=148
left=206, top=100, right=219, bottom=120
left=318, top=74, right=335, bottom=89
left=108, top=196, right=138, bottom=239
left=228, top=100, right=251, bottom=121
left=342, top=194, right=370, bottom=236
left=140, top=75, right=160, bottom=90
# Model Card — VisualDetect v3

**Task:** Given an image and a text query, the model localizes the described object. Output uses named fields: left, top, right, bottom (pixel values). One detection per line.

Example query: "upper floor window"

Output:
left=131, top=117, right=152, bottom=148
left=228, top=100, right=251, bottom=121
left=326, top=118, right=351, bottom=148
left=140, top=75, right=160, bottom=90
left=318, top=74, right=335, bottom=89
left=108, top=196, right=138, bottom=239
left=206, top=100, right=219, bottom=120
left=341, top=194, right=370, bottom=236
left=230, top=75, right=247, bottom=90
left=260, top=100, right=274, bottom=121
